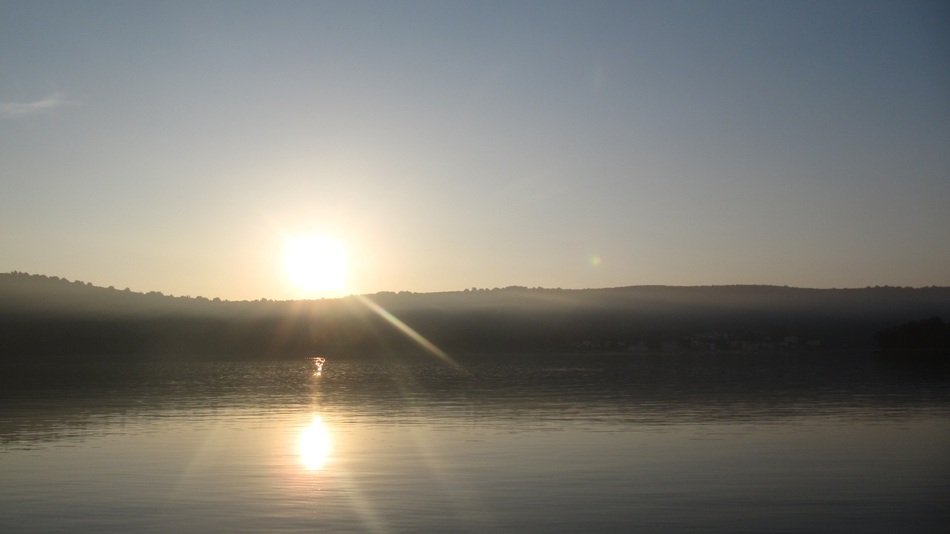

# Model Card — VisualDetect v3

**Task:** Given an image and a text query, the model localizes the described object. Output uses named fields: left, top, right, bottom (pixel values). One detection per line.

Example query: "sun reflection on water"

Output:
left=298, top=415, right=332, bottom=471
left=312, top=357, right=326, bottom=377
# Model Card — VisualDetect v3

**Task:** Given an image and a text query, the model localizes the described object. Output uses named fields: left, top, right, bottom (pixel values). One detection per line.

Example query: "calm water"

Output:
left=2, top=353, right=948, bottom=532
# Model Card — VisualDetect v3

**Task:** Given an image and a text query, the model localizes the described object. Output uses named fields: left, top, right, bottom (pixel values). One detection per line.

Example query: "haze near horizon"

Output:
left=2, top=1, right=948, bottom=300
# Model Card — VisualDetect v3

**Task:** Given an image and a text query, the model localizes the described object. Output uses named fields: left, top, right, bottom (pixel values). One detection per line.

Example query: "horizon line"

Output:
left=3, top=271, right=948, bottom=303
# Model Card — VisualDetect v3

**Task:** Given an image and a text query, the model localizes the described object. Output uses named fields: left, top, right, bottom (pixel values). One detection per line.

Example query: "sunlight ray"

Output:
left=355, top=295, right=468, bottom=374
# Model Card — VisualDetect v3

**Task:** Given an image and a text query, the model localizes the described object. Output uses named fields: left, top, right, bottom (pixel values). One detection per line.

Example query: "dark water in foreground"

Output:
left=1, top=352, right=948, bottom=532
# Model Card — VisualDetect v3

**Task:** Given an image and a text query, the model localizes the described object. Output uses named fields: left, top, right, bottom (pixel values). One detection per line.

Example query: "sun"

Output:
left=284, top=235, right=348, bottom=294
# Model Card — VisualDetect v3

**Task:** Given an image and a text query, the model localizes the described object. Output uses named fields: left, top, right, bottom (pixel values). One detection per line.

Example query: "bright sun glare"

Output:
left=284, top=235, right=347, bottom=294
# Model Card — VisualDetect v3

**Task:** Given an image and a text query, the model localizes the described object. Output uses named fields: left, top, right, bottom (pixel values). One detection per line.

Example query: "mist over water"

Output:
left=2, top=353, right=948, bottom=532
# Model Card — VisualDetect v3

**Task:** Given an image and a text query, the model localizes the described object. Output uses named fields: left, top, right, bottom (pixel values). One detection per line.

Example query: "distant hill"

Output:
left=2, top=272, right=950, bottom=360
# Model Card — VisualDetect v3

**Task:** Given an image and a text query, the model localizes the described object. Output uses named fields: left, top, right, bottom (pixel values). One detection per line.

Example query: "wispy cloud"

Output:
left=0, top=92, right=70, bottom=117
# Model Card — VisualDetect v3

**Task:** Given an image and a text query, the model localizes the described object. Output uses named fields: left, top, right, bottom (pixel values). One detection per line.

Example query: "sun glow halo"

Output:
left=284, top=235, right=347, bottom=294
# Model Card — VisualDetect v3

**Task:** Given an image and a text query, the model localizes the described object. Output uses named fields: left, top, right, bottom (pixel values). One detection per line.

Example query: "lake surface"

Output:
left=2, top=352, right=948, bottom=532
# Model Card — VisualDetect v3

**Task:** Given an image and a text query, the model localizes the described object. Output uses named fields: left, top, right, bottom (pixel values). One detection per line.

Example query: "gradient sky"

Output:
left=2, top=1, right=948, bottom=300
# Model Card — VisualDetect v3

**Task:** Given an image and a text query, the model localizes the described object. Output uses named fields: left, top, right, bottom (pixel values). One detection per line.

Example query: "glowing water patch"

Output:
left=312, top=356, right=326, bottom=377
left=298, top=415, right=332, bottom=471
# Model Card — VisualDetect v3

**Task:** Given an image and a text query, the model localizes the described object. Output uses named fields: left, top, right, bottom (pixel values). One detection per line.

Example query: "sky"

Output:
left=1, top=1, right=948, bottom=300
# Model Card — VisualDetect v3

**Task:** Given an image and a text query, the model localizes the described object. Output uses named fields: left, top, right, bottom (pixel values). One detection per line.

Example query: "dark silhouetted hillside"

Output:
left=876, top=317, right=950, bottom=352
left=3, top=272, right=950, bottom=360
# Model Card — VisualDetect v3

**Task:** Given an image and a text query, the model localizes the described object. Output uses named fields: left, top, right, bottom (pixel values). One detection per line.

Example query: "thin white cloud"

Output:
left=0, top=92, right=69, bottom=117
